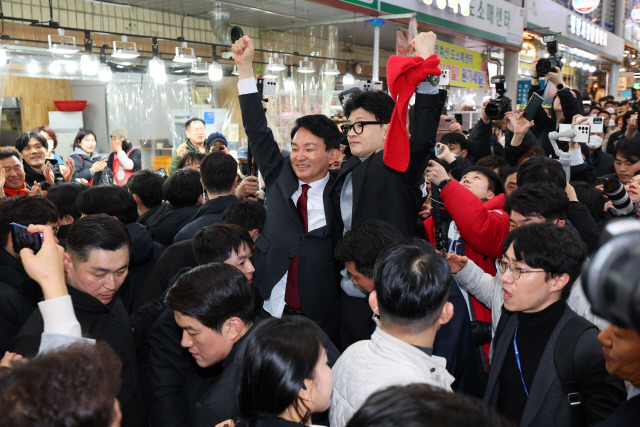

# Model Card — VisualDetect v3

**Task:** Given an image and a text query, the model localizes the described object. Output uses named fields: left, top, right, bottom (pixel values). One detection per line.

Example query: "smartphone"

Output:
left=154, top=168, right=167, bottom=177
left=523, top=93, right=544, bottom=121
left=588, top=116, right=604, bottom=133
left=10, top=222, right=43, bottom=254
left=436, top=117, right=453, bottom=142
left=434, top=145, right=442, bottom=156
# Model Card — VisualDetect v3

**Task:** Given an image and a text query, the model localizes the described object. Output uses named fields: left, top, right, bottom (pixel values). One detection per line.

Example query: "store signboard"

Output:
left=435, top=40, right=488, bottom=88
left=632, top=5, right=640, bottom=23
left=527, top=0, right=624, bottom=63
left=340, top=0, right=524, bottom=47
left=572, top=0, right=600, bottom=14
left=569, top=15, right=607, bottom=46
left=517, top=80, right=532, bottom=105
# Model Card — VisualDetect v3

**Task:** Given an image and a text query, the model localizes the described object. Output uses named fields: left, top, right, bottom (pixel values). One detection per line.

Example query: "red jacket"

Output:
left=424, top=180, right=510, bottom=360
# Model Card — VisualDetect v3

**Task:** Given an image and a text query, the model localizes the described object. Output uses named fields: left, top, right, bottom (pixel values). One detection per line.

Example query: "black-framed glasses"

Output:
left=341, top=121, right=385, bottom=136
left=498, top=259, right=545, bottom=281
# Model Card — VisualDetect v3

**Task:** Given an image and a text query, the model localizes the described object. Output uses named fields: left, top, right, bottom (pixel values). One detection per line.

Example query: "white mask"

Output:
left=587, top=135, right=603, bottom=149
left=606, top=107, right=616, bottom=115
left=609, top=119, right=616, bottom=127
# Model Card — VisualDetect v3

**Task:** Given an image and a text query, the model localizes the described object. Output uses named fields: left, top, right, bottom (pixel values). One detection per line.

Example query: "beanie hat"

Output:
left=110, top=128, right=129, bottom=142
left=385, top=54, right=441, bottom=172
left=206, top=132, right=228, bottom=150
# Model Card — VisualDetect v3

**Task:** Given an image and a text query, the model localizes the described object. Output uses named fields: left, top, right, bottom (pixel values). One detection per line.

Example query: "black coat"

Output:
left=137, top=201, right=173, bottom=228
left=0, top=248, right=41, bottom=353
left=593, top=394, right=640, bottom=427
left=330, top=90, right=444, bottom=238
left=10, top=286, right=146, bottom=427
left=240, top=92, right=341, bottom=342
left=173, top=195, right=239, bottom=243
left=148, top=204, right=200, bottom=246
left=23, top=159, right=64, bottom=190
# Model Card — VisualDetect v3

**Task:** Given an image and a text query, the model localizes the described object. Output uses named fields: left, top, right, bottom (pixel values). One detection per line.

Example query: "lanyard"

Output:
left=513, top=322, right=529, bottom=397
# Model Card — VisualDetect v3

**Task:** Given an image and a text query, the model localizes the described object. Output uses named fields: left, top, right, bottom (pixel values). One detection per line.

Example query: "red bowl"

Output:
left=54, top=100, right=87, bottom=111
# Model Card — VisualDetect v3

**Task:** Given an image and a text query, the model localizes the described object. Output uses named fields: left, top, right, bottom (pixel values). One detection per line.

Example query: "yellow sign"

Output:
left=434, top=41, right=488, bottom=89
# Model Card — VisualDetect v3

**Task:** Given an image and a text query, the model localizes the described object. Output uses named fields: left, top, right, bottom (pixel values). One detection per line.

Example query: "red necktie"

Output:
left=285, top=184, right=310, bottom=310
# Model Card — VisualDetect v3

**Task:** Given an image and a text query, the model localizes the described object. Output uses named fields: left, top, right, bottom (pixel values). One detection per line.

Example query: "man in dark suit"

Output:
left=232, top=36, right=342, bottom=342
left=485, top=223, right=624, bottom=426
left=331, top=32, right=444, bottom=348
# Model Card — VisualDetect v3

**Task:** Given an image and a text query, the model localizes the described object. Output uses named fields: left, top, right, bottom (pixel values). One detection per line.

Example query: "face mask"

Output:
left=587, top=135, right=603, bottom=149
left=609, top=119, right=616, bottom=127
left=606, top=107, right=616, bottom=115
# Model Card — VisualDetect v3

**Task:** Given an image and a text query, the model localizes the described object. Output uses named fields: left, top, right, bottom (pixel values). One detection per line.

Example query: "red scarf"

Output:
left=384, top=53, right=441, bottom=172
left=3, top=183, right=29, bottom=197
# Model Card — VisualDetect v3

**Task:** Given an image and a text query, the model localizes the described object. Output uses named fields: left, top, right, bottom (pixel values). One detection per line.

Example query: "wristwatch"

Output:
left=556, top=83, right=565, bottom=91
left=439, top=179, right=452, bottom=191
left=426, top=75, right=440, bottom=86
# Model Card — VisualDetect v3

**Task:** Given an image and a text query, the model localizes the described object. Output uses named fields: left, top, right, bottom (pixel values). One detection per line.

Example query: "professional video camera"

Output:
left=536, top=34, right=563, bottom=77
left=485, top=75, right=512, bottom=120
left=582, top=219, right=640, bottom=333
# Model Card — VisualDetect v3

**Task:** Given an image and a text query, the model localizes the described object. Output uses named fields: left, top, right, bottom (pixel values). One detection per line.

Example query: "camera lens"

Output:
left=536, top=58, right=552, bottom=77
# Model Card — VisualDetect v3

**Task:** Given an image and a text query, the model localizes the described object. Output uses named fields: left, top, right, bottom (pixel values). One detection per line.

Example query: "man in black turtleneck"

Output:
left=484, top=223, right=625, bottom=426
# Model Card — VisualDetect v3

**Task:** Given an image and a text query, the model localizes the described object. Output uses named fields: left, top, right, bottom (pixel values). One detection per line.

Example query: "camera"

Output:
left=536, top=34, right=563, bottom=77
left=485, top=75, right=512, bottom=120
left=582, top=219, right=640, bottom=333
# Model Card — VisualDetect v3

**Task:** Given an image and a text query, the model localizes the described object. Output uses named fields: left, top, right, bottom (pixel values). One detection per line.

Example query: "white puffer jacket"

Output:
left=329, top=327, right=454, bottom=427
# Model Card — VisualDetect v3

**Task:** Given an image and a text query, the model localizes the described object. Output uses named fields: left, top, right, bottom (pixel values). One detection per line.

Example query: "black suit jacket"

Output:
left=486, top=304, right=625, bottom=426
left=593, top=394, right=640, bottom=427
left=239, top=92, right=341, bottom=341
left=330, top=90, right=444, bottom=238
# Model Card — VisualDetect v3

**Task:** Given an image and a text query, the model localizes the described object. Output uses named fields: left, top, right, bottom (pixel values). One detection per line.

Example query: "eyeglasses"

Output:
left=498, top=259, right=545, bottom=280
left=341, top=121, right=385, bottom=136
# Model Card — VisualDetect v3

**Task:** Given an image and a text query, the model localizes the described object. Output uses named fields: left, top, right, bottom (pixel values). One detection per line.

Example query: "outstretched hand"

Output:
left=232, top=36, right=255, bottom=80
left=19, top=224, right=68, bottom=300
left=411, top=32, right=437, bottom=59
left=446, top=253, right=468, bottom=274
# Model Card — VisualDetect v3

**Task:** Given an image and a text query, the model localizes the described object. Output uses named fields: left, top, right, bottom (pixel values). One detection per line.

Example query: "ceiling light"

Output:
left=49, top=61, right=63, bottom=75
left=266, top=55, right=286, bottom=72
left=149, top=57, right=167, bottom=84
left=561, top=58, right=566, bottom=63
left=27, top=61, right=41, bottom=74
left=582, top=63, right=590, bottom=70
left=80, top=53, right=100, bottom=76
left=284, top=66, right=294, bottom=91
left=112, top=36, right=139, bottom=59
left=576, top=62, right=583, bottom=68
left=343, top=72, right=355, bottom=86
left=190, top=59, right=209, bottom=74
left=48, top=29, right=78, bottom=54
left=570, top=61, right=576, bottom=67
left=589, top=65, right=596, bottom=72
left=65, top=61, right=78, bottom=73
left=323, top=61, right=340, bottom=76
left=297, top=59, right=315, bottom=74
left=0, top=47, right=9, bottom=66
left=174, top=42, right=197, bottom=63
left=231, top=65, right=239, bottom=76
left=632, top=61, right=637, bottom=66
left=208, top=62, right=223, bottom=81
left=98, top=64, right=113, bottom=82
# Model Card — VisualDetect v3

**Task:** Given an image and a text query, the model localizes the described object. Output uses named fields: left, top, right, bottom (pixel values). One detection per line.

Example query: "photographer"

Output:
left=528, top=62, right=583, bottom=156
left=467, top=99, right=511, bottom=161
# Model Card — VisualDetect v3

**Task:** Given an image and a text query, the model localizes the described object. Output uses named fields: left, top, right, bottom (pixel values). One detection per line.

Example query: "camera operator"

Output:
left=582, top=220, right=640, bottom=425
left=528, top=62, right=583, bottom=157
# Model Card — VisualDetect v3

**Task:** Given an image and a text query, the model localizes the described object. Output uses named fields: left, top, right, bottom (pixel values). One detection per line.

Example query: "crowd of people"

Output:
left=1, top=31, right=639, bottom=427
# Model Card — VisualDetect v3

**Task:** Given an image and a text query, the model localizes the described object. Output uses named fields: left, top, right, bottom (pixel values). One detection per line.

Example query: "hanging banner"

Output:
left=434, top=40, right=488, bottom=89
left=572, top=0, right=600, bottom=14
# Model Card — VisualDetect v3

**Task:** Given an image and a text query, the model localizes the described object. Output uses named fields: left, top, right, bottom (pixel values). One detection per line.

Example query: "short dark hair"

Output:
left=0, top=342, right=122, bottom=427
left=499, top=166, right=518, bottom=185
left=72, top=128, right=97, bottom=150
left=516, top=146, right=547, bottom=166
left=0, top=196, right=59, bottom=246
left=571, top=181, right=606, bottom=223
left=127, top=170, right=165, bottom=208
left=503, top=222, right=587, bottom=300
left=165, top=262, right=254, bottom=331
left=66, top=214, right=131, bottom=263
left=374, top=238, right=451, bottom=329
left=192, top=223, right=254, bottom=266
left=185, top=118, right=205, bottom=130
left=474, top=155, right=508, bottom=170
left=290, top=114, right=342, bottom=151
left=614, top=136, right=640, bottom=163
left=177, top=151, right=206, bottom=170
left=237, top=316, right=323, bottom=422
left=76, top=185, right=138, bottom=224
left=517, top=156, right=566, bottom=190
left=462, top=166, right=504, bottom=195
left=440, top=132, right=468, bottom=151
left=504, top=184, right=569, bottom=222
left=163, top=168, right=202, bottom=208
left=343, top=90, right=394, bottom=124
left=334, top=220, right=403, bottom=279
left=45, top=182, right=90, bottom=220
left=222, top=200, right=266, bottom=233
left=0, top=148, right=21, bottom=163
left=32, top=126, right=59, bottom=150
left=200, top=152, right=238, bottom=194
left=346, top=383, right=512, bottom=427
left=14, top=131, right=47, bottom=153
